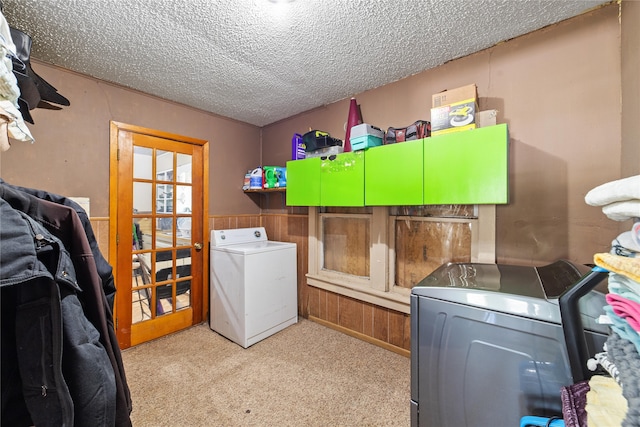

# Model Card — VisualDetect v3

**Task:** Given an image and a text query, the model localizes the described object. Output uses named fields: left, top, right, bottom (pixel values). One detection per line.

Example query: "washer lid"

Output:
left=213, top=240, right=295, bottom=255
left=211, top=227, right=268, bottom=247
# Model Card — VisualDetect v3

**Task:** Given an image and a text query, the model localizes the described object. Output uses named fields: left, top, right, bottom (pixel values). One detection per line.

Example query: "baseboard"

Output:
left=308, top=315, right=410, bottom=358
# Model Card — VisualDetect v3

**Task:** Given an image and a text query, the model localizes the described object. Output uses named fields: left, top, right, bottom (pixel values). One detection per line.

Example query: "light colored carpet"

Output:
left=121, top=318, right=410, bottom=426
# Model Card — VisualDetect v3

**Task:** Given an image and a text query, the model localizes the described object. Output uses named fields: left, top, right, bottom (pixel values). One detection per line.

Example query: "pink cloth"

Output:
left=607, top=292, right=640, bottom=332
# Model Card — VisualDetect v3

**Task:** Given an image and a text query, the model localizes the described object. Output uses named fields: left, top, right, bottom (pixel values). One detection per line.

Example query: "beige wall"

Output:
left=264, top=3, right=635, bottom=266
left=0, top=64, right=262, bottom=216
left=622, top=0, right=640, bottom=179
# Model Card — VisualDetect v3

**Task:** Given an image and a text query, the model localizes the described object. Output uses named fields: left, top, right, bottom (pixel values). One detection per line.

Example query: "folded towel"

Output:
left=602, top=200, right=640, bottom=222
left=612, top=230, right=640, bottom=255
left=607, top=293, right=640, bottom=332
left=594, top=252, right=640, bottom=282
left=604, top=306, right=640, bottom=354
left=585, top=175, right=640, bottom=206
left=586, top=374, right=627, bottom=427
left=606, top=332, right=640, bottom=427
left=608, top=272, right=640, bottom=302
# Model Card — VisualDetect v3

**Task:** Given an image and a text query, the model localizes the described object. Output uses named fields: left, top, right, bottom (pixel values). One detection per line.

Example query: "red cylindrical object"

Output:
left=344, top=97, right=362, bottom=153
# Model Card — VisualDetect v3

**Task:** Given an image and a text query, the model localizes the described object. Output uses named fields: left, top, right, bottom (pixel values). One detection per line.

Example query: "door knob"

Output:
left=194, top=242, right=203, bottom=251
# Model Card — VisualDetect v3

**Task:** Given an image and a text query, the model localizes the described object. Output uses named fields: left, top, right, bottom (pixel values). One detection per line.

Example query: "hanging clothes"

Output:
left=0, top=178, right=117, bottom=309
left=0, top=9, right=34, bottom=145
left=0, top=182, right=132, bottom=426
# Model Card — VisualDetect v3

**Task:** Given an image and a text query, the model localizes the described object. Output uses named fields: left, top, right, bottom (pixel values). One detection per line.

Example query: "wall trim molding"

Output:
left=308, top=315, right=410, bottom=358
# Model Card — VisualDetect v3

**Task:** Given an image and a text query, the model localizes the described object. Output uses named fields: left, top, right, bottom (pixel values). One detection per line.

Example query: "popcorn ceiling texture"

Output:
left=3, top=0, right=608, bottom=126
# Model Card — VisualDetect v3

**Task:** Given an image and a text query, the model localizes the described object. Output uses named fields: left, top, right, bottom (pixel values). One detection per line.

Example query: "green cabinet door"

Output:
left=286, top=157, right=321, bottom=206
left=423, top=124, right=508, bottom=204
left=365, top=139, right=424, bottom=205
left=320, top=151, right=365, bottom=206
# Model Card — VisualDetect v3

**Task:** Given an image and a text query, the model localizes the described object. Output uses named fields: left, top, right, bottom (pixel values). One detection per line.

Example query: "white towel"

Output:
left=602, top=200, right=640, bottom=222
left=612, top=230, right=640, bottom=254
left=585, top=175, right=640, bottom=207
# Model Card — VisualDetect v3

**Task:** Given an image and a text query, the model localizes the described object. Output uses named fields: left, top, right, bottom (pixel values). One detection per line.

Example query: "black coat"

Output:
left=0, top=184, right=132, bottom=426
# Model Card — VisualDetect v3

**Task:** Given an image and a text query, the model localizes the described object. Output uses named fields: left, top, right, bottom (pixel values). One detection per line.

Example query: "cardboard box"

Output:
left=431, top=84, right=477, bottom=108
left=430, top=84, right=478, bottom=136
left=477, top=109, right=497, bottom=128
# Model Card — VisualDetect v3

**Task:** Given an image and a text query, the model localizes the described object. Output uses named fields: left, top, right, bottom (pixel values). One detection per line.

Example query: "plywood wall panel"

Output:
left=373, top=306, right=390, bottom=343
left=326, top=291, right=340, bottom=325
left=211, top=214, right=261, bottom=231
left=362, top=302, right=374, bottom=337
left=338, top=295, right=364, bottom=333
left=395, top=220, right=471, bottom=289
left=388, top=310, right=407, bottom=349
left=318, top=288, right=328, bottom=320
left=307, top=285, right=320, bottom=318
left=91, top=218, right=110, bottom=262
left=403, top=314, right=411, bottom=351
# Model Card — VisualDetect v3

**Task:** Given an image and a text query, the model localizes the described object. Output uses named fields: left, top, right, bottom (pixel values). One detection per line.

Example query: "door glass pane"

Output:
left=156, top=219, right=174, bottom=247
left=177, top=216, right=191, bottom=240
left=133, top=146, right=153, bottom=180
left=133, top=182, right=153, bottom=214
left=177, top=154, right=192, bottom=183
left=156, top=184, right=173, bottom=214
left=134, top=217, right=152, bottom=250
left=156, top=284, right=173, bottom=317
left=156, top=150, right=174, bottom=181
left=176, top=185, right=191, bottom=214
left=322, top=216, right=370, bottom=277
left=131, top=288, right=151, bottom=323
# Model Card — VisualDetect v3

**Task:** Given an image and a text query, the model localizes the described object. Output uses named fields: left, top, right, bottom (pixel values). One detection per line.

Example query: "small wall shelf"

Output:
left=243, top=187, right=287, bottom=209
left=243, top=188, right=286, bottom=193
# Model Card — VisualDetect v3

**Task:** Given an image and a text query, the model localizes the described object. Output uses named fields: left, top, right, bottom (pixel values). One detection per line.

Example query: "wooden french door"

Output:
left=109, top=122, right=209, bottom=349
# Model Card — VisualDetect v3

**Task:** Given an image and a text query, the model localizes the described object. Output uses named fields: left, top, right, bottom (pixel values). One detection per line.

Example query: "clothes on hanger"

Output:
left=0, top=181, right=132, bottom=427
left=9, top=26, right=70, bottom=125
left=0, top=9, right=33, bottom=145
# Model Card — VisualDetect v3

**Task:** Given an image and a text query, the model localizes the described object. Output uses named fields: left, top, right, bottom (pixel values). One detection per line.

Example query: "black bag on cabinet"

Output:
left=385, top=120, right=431, bottom=144
left=302, top=130, right=343, bottom=152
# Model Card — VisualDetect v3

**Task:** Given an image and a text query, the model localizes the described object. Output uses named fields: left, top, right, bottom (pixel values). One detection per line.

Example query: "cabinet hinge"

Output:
left=117, top=148, right=120, bottom=160
left=116, top=233, right=119, bottom=245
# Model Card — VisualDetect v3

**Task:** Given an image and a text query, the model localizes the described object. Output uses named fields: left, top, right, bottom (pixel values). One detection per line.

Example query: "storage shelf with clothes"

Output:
left=578, top=175, right=640, bottom=427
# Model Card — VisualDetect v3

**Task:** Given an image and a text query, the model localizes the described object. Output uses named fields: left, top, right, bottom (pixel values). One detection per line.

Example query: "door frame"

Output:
left=109, top=121, right=209, bottom=348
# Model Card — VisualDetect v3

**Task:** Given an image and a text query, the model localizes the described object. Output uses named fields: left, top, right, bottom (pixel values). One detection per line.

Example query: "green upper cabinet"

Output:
left=320, top=151, right=365, bottom=206
left=286, top=157, right=321, bottom=206
left=365, top=139, right=424, bottom=205
left=423, top=124, right=508, bottom=204
left=286, top=124, right=508, bottom=206
left=286, top=151, right=365, bottom=206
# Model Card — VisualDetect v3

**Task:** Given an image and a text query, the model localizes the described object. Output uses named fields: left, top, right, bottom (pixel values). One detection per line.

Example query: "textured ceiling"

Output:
left=3, top=0, right=609, bottom=126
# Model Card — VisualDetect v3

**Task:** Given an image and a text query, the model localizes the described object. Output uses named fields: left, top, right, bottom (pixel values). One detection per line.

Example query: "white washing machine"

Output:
left=209, top=227, right=298, bottom=348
